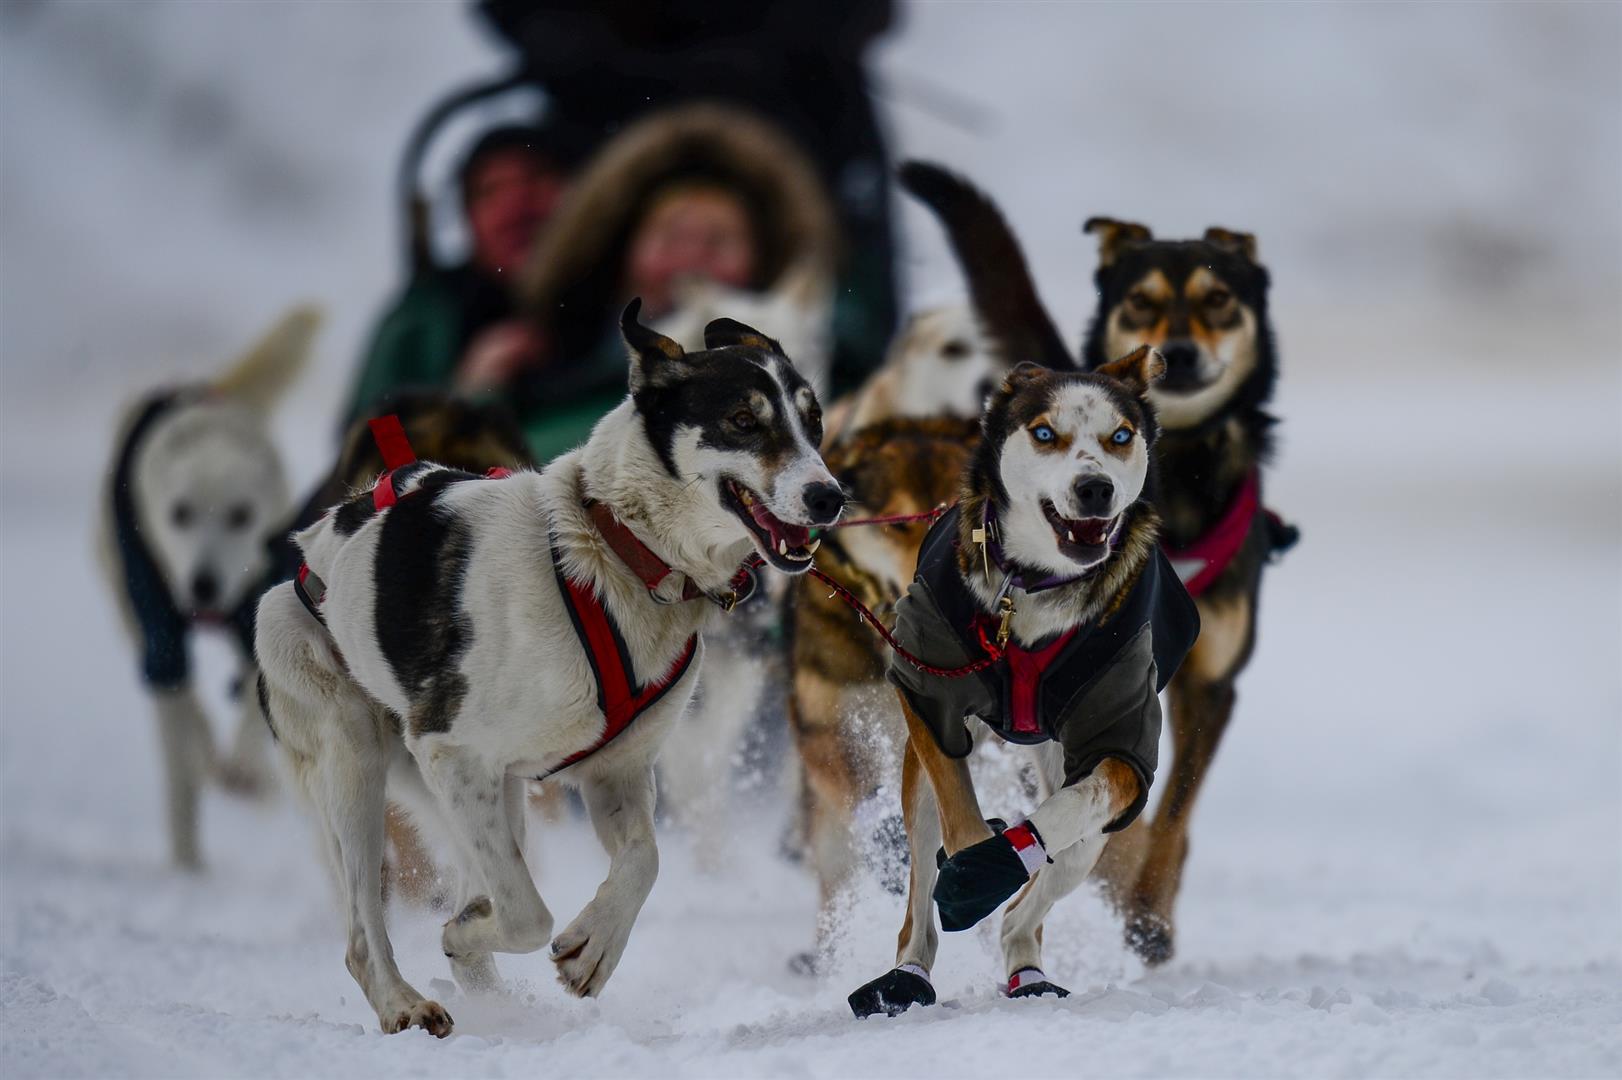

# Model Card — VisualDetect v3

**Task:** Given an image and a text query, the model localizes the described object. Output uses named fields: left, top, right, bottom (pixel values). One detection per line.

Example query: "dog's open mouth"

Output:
left=723, top=479, right=820, bottom=572
left=1041, top=499, right=1116, bottom=563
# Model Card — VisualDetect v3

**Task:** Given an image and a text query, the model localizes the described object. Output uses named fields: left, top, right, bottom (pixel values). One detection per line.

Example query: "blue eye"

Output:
left=1111, top=427, right=1133, bottom=445
left=1032, top=424, right=1056, bottom=444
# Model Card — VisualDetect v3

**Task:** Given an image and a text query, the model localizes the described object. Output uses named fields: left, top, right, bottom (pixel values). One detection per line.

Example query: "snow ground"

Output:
left=3, top=3, right=1620, bottom=1078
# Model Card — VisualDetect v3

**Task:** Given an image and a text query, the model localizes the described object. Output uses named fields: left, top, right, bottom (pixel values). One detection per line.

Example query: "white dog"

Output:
left=101, top=305, right=319, bottom=867
left=254, top=303, right=841, bottom=1036
left=828, top=303, right=1004, bottom=443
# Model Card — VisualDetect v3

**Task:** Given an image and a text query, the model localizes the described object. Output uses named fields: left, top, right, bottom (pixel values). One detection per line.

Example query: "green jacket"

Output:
left=344, top=266, right=512, bottom=429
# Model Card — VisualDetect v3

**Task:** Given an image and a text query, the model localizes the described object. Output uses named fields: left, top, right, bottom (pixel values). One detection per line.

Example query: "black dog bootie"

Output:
left=848, top=965, right=936, bottom=1018
left=933, top=821, right=1049, bottom=931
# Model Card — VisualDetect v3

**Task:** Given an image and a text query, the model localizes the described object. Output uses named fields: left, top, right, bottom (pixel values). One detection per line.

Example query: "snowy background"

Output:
left=3, top=2, right=1620, bottom=1077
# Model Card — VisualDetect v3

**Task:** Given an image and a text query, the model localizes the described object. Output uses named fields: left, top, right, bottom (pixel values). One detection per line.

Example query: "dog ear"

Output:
left=1203, top=226, right=1258, bottom=262
left=1082, top=217, right=1153, bottom=267
left=992, top=361, right=1051, bottom=400
left=212, top=304, right=321, bottom=411
left=704, top=317, right=783, bottom=355
left=623, top=298, right=687, bottom=391
left=1095, top=345, right=1166, bottom=396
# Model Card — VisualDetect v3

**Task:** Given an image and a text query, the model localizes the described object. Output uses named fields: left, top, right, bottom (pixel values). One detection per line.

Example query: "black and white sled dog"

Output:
left=254, top=302, right=843, bottom=1037
left=101, top=306, right=319, bottom=868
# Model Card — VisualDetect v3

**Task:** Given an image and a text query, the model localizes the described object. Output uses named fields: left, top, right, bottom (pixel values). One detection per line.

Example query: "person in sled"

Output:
left=475, top=0, right=900, bottom=383
left=344, top=120, right=591, bottom=427
left=492, top=103, right=861, bottom=461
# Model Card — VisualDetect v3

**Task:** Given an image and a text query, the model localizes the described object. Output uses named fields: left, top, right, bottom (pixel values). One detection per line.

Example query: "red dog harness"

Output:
left=1162, top=469, right=1260, bottom=598
left=294, top=415, right=731, bottom=780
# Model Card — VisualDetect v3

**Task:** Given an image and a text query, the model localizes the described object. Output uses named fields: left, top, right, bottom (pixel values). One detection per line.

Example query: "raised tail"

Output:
left=897, top=161, right=1075, bottom=371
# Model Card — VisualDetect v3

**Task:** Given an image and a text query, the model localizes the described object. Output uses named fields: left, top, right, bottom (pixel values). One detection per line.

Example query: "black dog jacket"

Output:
left=887, top=507, right=1199, bottom=832
left=109, top=390, right=257, bottom=689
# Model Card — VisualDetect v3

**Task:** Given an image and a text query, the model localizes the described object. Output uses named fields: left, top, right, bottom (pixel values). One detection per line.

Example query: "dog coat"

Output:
left=109, top=389, right=257, bottom=689
left=887, top=508, right=1199, bottom=831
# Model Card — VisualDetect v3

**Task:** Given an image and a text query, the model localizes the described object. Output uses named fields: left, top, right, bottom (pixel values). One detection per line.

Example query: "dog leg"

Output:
left=152, top=685, right=214, bottom=869
left=322, top=730, right=449, bottom=1036
left=998, top=841, right=1098, bottom=999
left=420, top=746, right=553, bottom=994
left=898, top=693, right=993, bottom=855
left=551, top=765, right=659, bottom=998
left=1121, top=591, right=1253, bottom=964
left=256, top=586, right=449, bottom=1036
left=848, top=733, right=944, bottom=1018
left=216, top=663, right=277, bottom=797
left=1123, top=672, right=1236, bottom=965
left=790, top=672, right=864, bottom=942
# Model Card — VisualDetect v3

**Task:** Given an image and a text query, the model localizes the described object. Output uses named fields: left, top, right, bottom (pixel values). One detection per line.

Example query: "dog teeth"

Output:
left=807, top=538, right=821, bottom=555
left=778, top=538, right=788, bottom=556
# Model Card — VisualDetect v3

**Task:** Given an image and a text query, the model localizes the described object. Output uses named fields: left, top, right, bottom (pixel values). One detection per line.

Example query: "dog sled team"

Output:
left=104, top=98, right=1296, bottom=1036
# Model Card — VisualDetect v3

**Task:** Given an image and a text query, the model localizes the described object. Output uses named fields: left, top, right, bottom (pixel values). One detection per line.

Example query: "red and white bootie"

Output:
left=1005, top=966, right=1070, bottom=1000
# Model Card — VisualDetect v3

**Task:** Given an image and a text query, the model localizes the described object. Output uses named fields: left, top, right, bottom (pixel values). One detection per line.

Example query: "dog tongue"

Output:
left=750, top=501, right=810, bottom=549
left=1076, top=518, right=1111, bottom=545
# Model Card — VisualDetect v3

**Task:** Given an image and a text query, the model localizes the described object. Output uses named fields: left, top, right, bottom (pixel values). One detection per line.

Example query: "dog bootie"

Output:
left=933, top=821, right=1048, bottom=931
left=1006, top=966, right=1070, bottom=1000
left=848, top=964, right=936, bottom=1018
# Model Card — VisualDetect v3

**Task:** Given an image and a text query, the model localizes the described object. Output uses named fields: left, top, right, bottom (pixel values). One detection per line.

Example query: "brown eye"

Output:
left=730, top=409, right=758, bottom=431
left=940, top=339, right=971, bottom=360
left=1205, top=288, right=1232, bottom=308
left=171, top=502, right=194, bottom=528
left=1127, top=290, right=1155, bottom=312
left=226, top=503, right=253, bottom=530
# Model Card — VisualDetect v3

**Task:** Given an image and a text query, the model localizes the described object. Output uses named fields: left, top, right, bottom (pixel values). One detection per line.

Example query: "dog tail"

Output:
left=213, top=304, right=323, bottom=411
left=898, top=161, right=1075, bottom=371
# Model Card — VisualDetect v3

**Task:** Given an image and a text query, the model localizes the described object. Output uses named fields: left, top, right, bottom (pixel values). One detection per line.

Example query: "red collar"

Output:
left=584, top=500, right=758, bottom=611
left=1163, top=468, right=1260, bottom=598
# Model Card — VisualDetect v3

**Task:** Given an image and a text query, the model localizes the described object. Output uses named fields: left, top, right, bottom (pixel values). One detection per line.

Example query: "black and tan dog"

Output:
left=1079, top=218, right=1298, bottom=965
left=847, top=164, right=1199, bottom=1017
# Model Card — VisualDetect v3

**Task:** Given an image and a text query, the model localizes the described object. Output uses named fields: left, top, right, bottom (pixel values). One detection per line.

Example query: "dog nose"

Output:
left=1160, top=340, right=1200, bottom=374
left=1074, top=476, right=1115, bottom=517
left=191, top=571, right=220, bottom=609
left=802, top=481, right=846, bottom=526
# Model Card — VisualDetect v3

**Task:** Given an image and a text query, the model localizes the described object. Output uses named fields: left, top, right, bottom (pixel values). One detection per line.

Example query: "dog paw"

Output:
left=551, top=908, right=631, bottom=998
left=382, top=999, right=453, bottom=1038
left=1124, top=914, right=1174, bottom=966
left=848, top=967, right=936, bottom=1018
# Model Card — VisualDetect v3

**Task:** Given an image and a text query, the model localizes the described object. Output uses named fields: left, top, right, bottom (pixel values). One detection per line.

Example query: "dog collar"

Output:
left=974, top=504, right=1123, bottom=595
left=583, top=500, right=758, bottom=612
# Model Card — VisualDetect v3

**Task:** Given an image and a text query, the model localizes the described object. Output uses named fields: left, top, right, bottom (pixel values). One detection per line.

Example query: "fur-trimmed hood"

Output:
left=520, top=103, right=839, bottom=339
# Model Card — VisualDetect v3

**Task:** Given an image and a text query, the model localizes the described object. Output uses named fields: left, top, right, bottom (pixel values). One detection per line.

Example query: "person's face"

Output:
left=624, top=187, right=758, bottom=316
left=465, top=150, right=567, bottom=276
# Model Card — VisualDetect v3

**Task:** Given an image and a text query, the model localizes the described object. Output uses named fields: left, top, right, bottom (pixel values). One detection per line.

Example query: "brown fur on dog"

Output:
left=788, top=417, right=979, bottom=934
